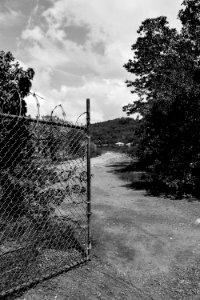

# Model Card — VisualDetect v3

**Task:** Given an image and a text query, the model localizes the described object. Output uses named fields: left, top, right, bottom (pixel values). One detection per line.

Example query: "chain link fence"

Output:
left=0, top=104, right=91, bottom=297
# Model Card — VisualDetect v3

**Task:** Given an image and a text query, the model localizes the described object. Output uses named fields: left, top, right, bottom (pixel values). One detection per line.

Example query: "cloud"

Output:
left=21, top=25, right=43, bottom=41
left=21, top=0, right=137, bottom=76
left=0, top=8, right=23, bottom=26
left=26, top=77, right=134, bottom=123
left=19, top=0, right=183, bottom=122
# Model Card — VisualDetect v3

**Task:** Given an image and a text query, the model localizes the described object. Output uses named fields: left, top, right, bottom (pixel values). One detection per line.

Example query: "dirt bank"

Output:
left=15, top=152, right=200, bottom=299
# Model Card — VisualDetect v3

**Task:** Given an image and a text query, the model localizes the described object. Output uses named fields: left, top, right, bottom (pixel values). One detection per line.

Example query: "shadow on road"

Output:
left=107, top=159, right=159, bottom=195
left=107, top=157, right=200, bottom=201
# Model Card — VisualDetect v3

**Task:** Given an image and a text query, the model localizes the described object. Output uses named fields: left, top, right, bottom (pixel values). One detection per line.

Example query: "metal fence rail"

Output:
left=0, top=100, right=91, bottom=297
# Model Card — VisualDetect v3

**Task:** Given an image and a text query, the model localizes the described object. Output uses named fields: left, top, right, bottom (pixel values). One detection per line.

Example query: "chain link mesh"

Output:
left=0, top=113, right=89, bottom=296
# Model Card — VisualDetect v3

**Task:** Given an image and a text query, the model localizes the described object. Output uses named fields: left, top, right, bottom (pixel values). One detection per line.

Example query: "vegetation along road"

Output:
left=16, top=151, right=200, bottom=300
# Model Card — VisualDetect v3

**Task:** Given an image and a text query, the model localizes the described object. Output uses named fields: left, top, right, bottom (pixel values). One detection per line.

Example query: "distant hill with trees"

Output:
left=91, top=117, right=140, bottom=146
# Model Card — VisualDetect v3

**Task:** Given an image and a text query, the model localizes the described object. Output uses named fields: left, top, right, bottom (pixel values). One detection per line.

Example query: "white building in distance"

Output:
left=126, top=143, right=132, bottom=147
left=115, top=142, right=125, bottom=147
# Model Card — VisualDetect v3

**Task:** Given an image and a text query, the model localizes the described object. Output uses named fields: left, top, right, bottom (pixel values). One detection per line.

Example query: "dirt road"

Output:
left=16, top=152, right=200, bottom=299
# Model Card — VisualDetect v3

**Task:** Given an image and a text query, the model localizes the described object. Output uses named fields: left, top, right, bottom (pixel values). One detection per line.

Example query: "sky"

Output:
left=0, top=0, right=183, bottom=123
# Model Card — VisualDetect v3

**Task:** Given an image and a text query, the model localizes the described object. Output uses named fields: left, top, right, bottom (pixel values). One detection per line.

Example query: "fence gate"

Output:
left=0, top=99, right=91, bottom=297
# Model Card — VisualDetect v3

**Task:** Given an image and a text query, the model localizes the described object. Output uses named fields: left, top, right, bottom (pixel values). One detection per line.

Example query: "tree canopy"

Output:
left=0, top=50, right=35, bottom=218
left=124, top=0, right=200, bottom=197
left=0, top=50, right=34, bottom=116
left=0, top=50, right=35, bottom=169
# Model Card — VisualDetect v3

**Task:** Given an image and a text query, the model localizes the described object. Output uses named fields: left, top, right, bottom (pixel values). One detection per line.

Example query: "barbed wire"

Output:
left=30, top=92, right=41, bottom=122
left=1, top=88, right=88, bottom=129
left=51, top=104, right=67, bottom=123
left=75, top=112, right=87, bottom=126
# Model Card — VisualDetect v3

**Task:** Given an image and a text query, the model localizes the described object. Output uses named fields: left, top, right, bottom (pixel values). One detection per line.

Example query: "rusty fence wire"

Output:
left=0, top=107, right=91, bottom=297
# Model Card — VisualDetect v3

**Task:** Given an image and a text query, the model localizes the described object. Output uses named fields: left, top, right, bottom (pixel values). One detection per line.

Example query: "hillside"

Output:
left=91, top=117, right=139, bottom=146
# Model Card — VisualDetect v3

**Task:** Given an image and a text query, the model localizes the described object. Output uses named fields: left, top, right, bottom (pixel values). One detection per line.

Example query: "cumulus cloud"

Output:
left=19, top=0, right=182, bottom=122
left=26, top=78, right=133, bottom=123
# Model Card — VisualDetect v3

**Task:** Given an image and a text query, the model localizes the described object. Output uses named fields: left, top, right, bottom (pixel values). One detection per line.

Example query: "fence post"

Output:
left=86, top=98, right=91, bottom=260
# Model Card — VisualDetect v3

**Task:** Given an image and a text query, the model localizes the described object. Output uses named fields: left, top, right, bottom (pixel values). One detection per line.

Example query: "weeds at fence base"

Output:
left=0, top=217, right=88, bottom=296
left=0, top=247, right=87, bottom=297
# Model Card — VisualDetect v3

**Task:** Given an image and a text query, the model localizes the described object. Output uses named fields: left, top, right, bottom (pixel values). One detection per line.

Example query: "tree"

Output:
left=0, top=51, right=68, bottom=227
left=0, top=50, right=34, bottom=115
left=0, top=50, right=35, bottom=218
left=124, top=0, right=200, bottom=197
left=0, top=51, right=35, bottom=168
